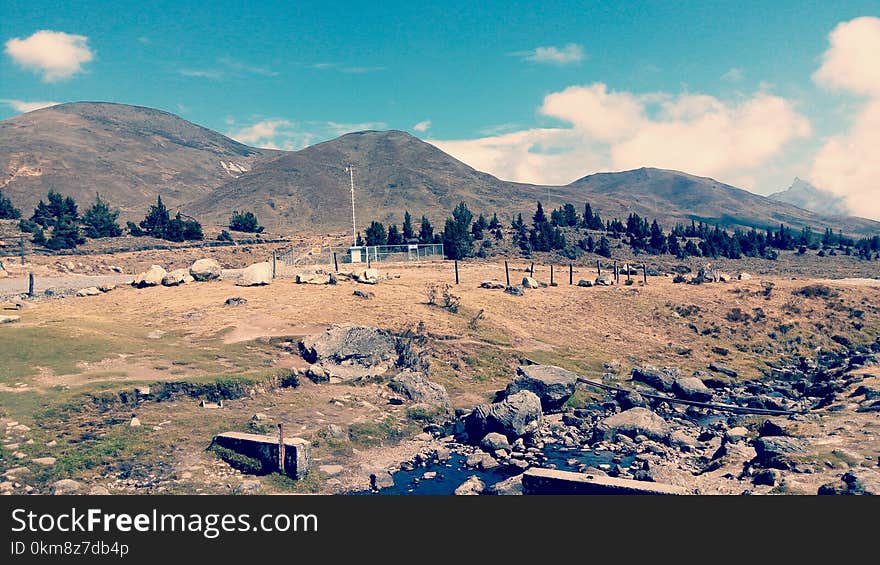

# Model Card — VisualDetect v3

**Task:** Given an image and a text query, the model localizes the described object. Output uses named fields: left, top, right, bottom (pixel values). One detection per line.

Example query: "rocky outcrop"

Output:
left=594, top=407, right=670, bottom=442
left=454, top=475, right=485, bottom=495
left=388, top=370, right=451, bottom=413
left=752, top=436, right=809, bottom=470
left=236, top=262, right=272, bottom=286
left=464, top=390, right=543, bottom=442
left=505, top=364, right=579, bottom=411
left=631, top=366, right=677, bottom=392
left=300, top=325, right=397, bottom=368
left=132, top=265, right=166, bottom=288
left=190, top=258, right=221, bottom=281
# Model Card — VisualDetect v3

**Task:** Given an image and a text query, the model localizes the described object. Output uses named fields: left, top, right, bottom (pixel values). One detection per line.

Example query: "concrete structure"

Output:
left=521, top=468, right=687, bottom=495
left=211, top=431, right=310, bottom=480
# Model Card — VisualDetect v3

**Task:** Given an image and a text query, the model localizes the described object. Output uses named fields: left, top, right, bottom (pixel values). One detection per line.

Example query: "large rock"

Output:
left=190, top=258, right=222, bottom=281
left=594, top=407, right=670, bottom=442
left=132, top=265, right=166, bottom=288
left=708, top=363, right=738, bottom=378
left=522, top=276, right=540, bottom=289
left=631, top=366, right=676, bottom=392
left=464, top=390, right=543, bottom=441
left=300, top=325, right=396, bottom=368
left=595, top=274, right=615, bottom=286
left=51, top=479, right=83, bottom=495
left=480, top=280, right=505, bottom=289
left=357, top=268, right=379, bottom=284
left=388, top=370, right=451, bottom=413
left=76, top=286, right=101, bottom=297
left=577, top=279, right=593, bottom=287
left=504, top=285, right=524, bottom=296
left=672, top=376, right=712, bottom=402
left=236, top=262, right=273, bottom=286
left=162, top=268, right=194, bottom=286
left=752, top=437, right=809, bottom=470
left=480, top=432, right=511, bottom=452
left=296, top=272, right=331, bottom=285
left=454, top=476, right=486, bottom=496
left=487, top=474, right=523, bottom=495
left=505, top=364, right=579, bottom=411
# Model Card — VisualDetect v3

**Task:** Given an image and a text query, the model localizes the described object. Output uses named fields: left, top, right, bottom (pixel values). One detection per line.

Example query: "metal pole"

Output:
left=530, top=262, right=534, bottom=276
left=348, top=165, right=357, bottom=246
left=596, top=260, right=601, bottom=275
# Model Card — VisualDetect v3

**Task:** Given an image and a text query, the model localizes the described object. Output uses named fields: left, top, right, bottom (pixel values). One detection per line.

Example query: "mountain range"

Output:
left=768, top=177, right=851, bottom=217
left=1, top=102, right=878, bottom=236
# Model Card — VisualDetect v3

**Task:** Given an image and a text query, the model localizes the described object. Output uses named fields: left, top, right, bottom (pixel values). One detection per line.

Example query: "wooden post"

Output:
left=627, top=265, right=631, bottom=283
left=530, top=262, right=534, bottom=276
left=454, top=260, right=460, bottom=285
left=504, top=260, right=510, bottom=287
left=278, top=423, right=285, bottom=474
left=272, top=251, right=277, bottom=279
left=19, top=236, right=25, bottom=265
left=550, top=264, right=554, bottom=286
left=643, top=264, right=648, bottom=285
left=596, top=260, right=601, bottom=275
left=28, top=272, right=34, bottom=297
left=333, top=253, right=339, bottom=272
left=614, top=260, right=618, bottom=283
left=569, top=262, right=573, bottom=285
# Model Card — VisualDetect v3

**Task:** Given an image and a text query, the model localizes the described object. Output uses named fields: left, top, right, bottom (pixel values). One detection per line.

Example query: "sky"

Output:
left=2, top=0, right=880, bottom=218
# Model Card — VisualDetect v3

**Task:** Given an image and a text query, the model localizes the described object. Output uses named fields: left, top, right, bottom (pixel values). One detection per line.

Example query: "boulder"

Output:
left=487, top=474, right=524, bottom=495
left=51, top=479, right=83, bottom=495
left=631, top=366, right=676, bottom=392
left=717, top=273, right=732, bottom=282
left=132, top=265, right=166, bottom=288
left=190, top=258, right=222, bottom=281
left=616, top=389, right=648, bottom=409
left=296, top=272, right=331, bottom=285
left=306, top=364, right=329, bottom=383
left=738, top=272, right=752, bottom=281
left=594, top=407, right=670, bottom=442
left=672, top=376, right=712, bottom=402
left=353, top=290, right=374, bottom=299
left=76, top=287, right=101, bottom=297
left=505, top=364, right=579, bottom=411
left=464, top=390, right=543, bottom=441
left=357, top=268, right=379, bottom=284
left=752, top=469, right=782, bottom=487
left=724, top=427, right=750, bottom=443
left=236, top=262, right=273, bottom=286
left=98, top=284, right=116, bottom=293
left=757, top=420, right=790, bottom=437
left=504, top=285, right=524, bottom=296
left=595, top=274, right=615, bottom=286
left=522, top=277, right=540, bottom=289
left=480, top=432, right=511, bottom=452
left=388, top=370, right=451, bottom=413
left=708, top=363, right=738, bottom=378
left=577, top=279, right=593, bottom=287
left=31, top=457, right=57, bottom=466
left=752, top=437, right=809, bottom=470
left=0, top=315, right=20, bottom=324
left=162, top=268, right=194, bottom=286
left=129, top=416, right=141, bottom=427
left=299, top=325, right=396, bottom=368
left=480, top=280, right=506, bottom=289
left=454, top=475, right=485, bottom=496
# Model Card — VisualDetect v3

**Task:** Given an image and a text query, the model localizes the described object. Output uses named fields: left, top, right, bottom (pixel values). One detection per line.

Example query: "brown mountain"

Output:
left=2, top=101, right=878, bottom=237
left=0, top=101, right=277, bottom=218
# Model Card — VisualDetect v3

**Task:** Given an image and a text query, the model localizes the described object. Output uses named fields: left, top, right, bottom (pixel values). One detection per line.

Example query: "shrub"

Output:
left=0, top=190, right=20, bottom=219
left=82, top=194, right=122, bottom=238
left=217, top=229, right=233, bottom=242
left=229, top=210, right=264, bottom=233
left=795, top=284, right=839, bottom=299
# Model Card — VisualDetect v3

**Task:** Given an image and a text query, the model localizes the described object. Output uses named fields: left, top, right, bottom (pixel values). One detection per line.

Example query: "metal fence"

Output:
left=274, top=243, right=444, bottom=276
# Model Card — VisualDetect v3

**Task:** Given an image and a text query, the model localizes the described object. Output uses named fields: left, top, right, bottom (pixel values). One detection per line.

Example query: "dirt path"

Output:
left=0, top=274, right=133, bottom=298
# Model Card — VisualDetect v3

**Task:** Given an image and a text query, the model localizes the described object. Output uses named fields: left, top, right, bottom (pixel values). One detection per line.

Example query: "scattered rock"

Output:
left=487, top=474, right=523, bottom=495
left=752, top=469, right=781, bottom=486
left=616, top=389, right=648, bottom=409
left=708, top=363, right=738, bottom=378
left=672, top=376, right=712, bottom=402
left=296, top=272, right=331, bottom=284
left=190, top=258, right=222, bottom=281
left=0, top=315, right=20, bottom=324
left=162, top=268, right=194, bottom=286
left=31, top=457, right=56, bottom=466
left=480, top=432, right=511, bottom=452
left=388, top=370, right=451, bottom=413
left=237, top=480, right=262, bottom=495
left=306, top=364, right=329, bottom=383
left=522, top=277, right=541, bottom=289
left=98, top=284, right=116, bottom=293
left=454, top=475, right=485, bottom=495
left=480, top=280, right=505, bottom=289
left=300, top=325, right=396, bottom=369
left=738, top=272, right=752, bottom=281
left=353, top=290, right=374, bottom=299
left=236, top=262, right=273, bottom=286
left=505, top=364, right=579, bottom=411
left=504, top=285, right=524, bottom=296
left=594, top=407, right=670, bottom=443
left=75, top=287, right=101, bottom=297
left=464, top=390, right=543, bottom=441
left=577, top=279, right=593, bottom=287
left=631, top=366, right=676, bottom=392
left=752, top=437, right=809, bottom=470
left=130, top=416, right=141, bottom=427
left=370, top=470, right=394, bottom=491
left=724, top=427, right=750, bottom=443
left=51, top=479, right=83, bottom=495
left=595, top=274, right=615, bottom=286
left=132, top=265, right=166, bottom=288
left=757, top=420, right=790, bottom=437
left=318, top=465, right=344, bottom=477
left=88, top=485, right=110, bottom=495
left=357, top=268, right=379, bottom=284
left=225, top=297, right=247, bottom=306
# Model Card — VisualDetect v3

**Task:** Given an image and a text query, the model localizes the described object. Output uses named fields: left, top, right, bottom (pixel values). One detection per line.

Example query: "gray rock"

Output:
left=353, top=290, right=374, bottom=299
left=296, top=272, right=331, bottom=285
left=51, top=479, right=83, bottom=495
left=577, top=279, right=593, bottom=287
left=190, top=258, right=222, bottom=281
left=132, top=265, right=166, bottom=288
left=752, top=469, right=781, bottom=486
left=300, top=324, right=396, bottom=369
left=76, top=286, right=101, bottom=297
left=487, top=474, right=524, bottom=495
left=480, top=432, right=511, bottom=452
left=505, top=364, right=579, bottom=411
left=724, top=427, right=750, bottom=443
left=757, top=419, right=790, bottom=438
left=504, top=285, right=524, bottom=296
left=595, top=407, right=670, bottom=442
left=464, top=390, right=543, bottom=441
left=454, top=475, right=485, bottom=495
left=753, top=437, right=809, bottom=470
left=668, top=430, right=699, bottom=450
left=631, top=366, right=676, bottom=392
left=162, top=268, right=194, bottom=286
left=236, top=262, right=273, bottom=286
left=388, top=370, right=451, bottom=413
left=522, top=277, right=541, bottom=289
left=616, top=389, right=648, bottom=409
left=237, top=480, right=262, bottom=494
left=672, top=376, right=712, bottom=402
left=88, top=485, right=110, bottom=495
left=595, top=274, right=615, bottom=286
left=370, top=470, right=394, bottom=491
left=708, top=363, right=738, bottom=378
left=480, top=280, right=506, bottom=289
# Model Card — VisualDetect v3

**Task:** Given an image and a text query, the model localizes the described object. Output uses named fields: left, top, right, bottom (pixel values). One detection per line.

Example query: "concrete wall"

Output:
left=212, top=431, right=310, bottom=480
left=521, top=468, right=686, bottom=495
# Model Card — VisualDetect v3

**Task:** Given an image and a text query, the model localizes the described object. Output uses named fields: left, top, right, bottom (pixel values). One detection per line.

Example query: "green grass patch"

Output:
left=347, top=417, right=419, bottom=448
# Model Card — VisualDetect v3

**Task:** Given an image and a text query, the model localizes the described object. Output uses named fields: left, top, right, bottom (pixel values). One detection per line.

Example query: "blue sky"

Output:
left=2, top=1, right=880, bottom=217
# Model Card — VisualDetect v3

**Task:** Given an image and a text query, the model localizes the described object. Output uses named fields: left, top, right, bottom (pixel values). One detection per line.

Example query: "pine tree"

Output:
left=472, top=214, right=488, bottom=240
left=442, top=202, right=474, bottom=260
left=355, top=232, right=365, bottom=246
left=229, top=210, right=264, bottom=233
left=596, top=236, right=612, bottom=258
left=533, top=202, right=547, bottom=225
left=365, top=221, right=387, bottom=246
left=402, top=211, right=414, bottom=241
left=648, top=219, right=666, bottom=254
left=45, top=216, right=85, bottom=250
left=488, top=213, right=501, bottom=230
left=418, top=216, right=434, bottom=244
left=387, top=224, right=402, bottom=245
left=0, top=190, right=20, bottom=219
left=82, top=194, right=122, bottom=238
left=140, top=195, right=171, bottom=238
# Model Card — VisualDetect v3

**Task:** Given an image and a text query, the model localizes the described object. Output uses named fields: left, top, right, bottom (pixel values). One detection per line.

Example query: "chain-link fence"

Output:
left=274, top=243, right=444, bottom=276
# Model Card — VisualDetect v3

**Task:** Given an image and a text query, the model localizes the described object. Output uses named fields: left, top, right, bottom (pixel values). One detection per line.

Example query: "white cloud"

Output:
left=218, top=57, right=278, bottom=77
left=516, top=43, right=585, bottom=65
left=179, top=68, right=224, bottom=79
left=722, top=67, right=744, bottom=82
left=413, top=120, right=431, bottom=132
left=311, top=62, right=385, bottom=74
left=1, top=99, right=60, bottom=113
left=4, top=30, right=93, bottom=82
left=226, top=119, right=387, bottom=150
left=431, top=82, right=810, bottom=188
left=809, top=16, right=880, bottom=220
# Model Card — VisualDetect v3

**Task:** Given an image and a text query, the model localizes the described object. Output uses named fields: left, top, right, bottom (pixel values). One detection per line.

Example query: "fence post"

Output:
left=278, top=423, right=285, bottom=474
left=19, top=236, right=25, bottom=265
left=504, top=260, right=510, bottom=287
left=614, top=260, right=618, bottom=283
left=333, top=252, right=339, bottom=273
left=550, top=264, right=554, bottom=286
left=627, top=265, right=631, bottom=283
left=643, top=263, right=648, bottom=285
left=569, top=262, right=573, bottom=285
left=454, top=260, right=460, bottom=285
left=530, top=262, right=534, bottom=276
left=272, top=251, right=277, bottom=279
left=28, top=272, right=34, bottom=297
left=596, top=260, right=601, bottom=275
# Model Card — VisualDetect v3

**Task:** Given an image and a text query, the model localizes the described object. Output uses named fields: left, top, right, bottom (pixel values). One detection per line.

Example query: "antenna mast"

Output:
left=347, top=165, right=357, bottom=245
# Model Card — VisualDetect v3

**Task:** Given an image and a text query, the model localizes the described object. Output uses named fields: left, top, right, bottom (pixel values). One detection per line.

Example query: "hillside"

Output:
left=1, top=102, right=878, bottom=237
left=0, top=102, right=277, bottom=218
